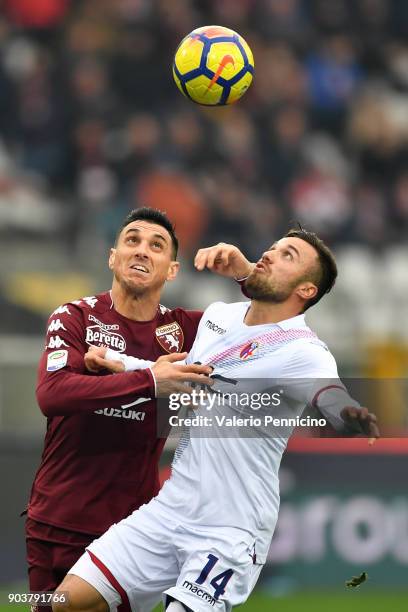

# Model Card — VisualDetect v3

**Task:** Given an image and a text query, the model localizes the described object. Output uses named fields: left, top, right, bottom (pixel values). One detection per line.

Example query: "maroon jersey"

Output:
left=29, top=291, right=202, bottom=535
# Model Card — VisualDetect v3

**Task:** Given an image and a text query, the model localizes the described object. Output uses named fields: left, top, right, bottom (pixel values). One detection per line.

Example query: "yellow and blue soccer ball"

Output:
left=173, top=25, right=254, bottom=106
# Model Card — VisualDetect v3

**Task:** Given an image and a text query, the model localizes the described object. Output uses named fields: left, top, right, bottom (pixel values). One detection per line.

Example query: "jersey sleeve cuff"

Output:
left=145, top=367, right=157, bottom=398
left=236, top=277, right=251, bottom=299
left=311, top=384, right=347, bottom=408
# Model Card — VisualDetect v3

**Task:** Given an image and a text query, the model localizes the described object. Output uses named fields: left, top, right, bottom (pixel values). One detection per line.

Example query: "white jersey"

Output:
left=73, top=301, right=361, bottom=612
left=152, top=301, right=343, bottom=563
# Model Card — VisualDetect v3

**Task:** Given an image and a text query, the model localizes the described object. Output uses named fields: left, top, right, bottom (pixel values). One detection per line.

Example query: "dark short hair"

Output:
left=116, top=207, right=178, bottom=258
left=285, top=228, right=337, bottom=311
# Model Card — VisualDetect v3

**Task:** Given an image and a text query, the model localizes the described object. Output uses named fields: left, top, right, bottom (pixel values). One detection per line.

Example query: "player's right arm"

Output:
left=84, top=347, right=208, bottom=397
left=194, top=243, right=254, bottom=280
left=84, top=347, right=156, bottom=373
left=37, top=304, right=210, bottom=417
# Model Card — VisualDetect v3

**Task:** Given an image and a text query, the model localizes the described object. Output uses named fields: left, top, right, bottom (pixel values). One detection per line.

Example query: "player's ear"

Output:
left=108, top=248, right=116, bottom=270
left=296, top=282, right=317, bottom=302
left=166, top=261, right=180, bottom=282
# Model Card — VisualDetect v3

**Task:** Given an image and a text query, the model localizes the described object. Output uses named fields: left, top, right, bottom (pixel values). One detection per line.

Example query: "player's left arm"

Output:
left=313, top=386, right=379, bottom=440
left=283, top=343, right=380, bottom=440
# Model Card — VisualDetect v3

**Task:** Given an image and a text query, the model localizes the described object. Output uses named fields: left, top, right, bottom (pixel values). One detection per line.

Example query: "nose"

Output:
left=134, top=241, right=149, bottom=260
left=261, top=251, right=273, bottom=264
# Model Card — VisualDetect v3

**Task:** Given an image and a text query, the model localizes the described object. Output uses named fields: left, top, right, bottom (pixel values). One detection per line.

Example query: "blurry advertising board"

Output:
left=267, top=440, right=408, bottom=587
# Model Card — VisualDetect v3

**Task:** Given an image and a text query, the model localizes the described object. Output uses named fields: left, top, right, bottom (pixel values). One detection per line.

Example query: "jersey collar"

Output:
left=275, top=314, right=306, bottom=330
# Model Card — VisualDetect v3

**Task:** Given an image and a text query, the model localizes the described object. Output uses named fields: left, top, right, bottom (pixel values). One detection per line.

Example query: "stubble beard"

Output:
left=115, top=272, right=148, bottom=298
left=245, top=272, right=293, bottom=303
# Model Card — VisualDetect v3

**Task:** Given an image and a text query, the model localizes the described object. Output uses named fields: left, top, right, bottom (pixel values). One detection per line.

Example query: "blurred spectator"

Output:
left=14, top=46, right=68, bottom=183
left=256, top=0, right=311, bottom=43
left=262, top=104, right=307, bottom=194
left=4, top=0, right=68, bottom=29
left=392, top=172, right=408, bottom=236
left=117, top=112, right=162, bottom=179
left=137, top=168, right=208, bottom=255
left=253, top=43, right=307, bottom=107
left=69, top=58, right=121, bottom=122
left=385, top=43, right=408, bottom=89
left=165, top=109, right=209, bottom=170
left=111, top=25, right=165, bottom=109
left=310, top=0, right=352, bottom=33
left=305, top=35, right=363, bottom=134
left=348, top=86, right=408, bottom=183
left=214, top=108, right=260, bottom=184
left=353, top=182, right=388, bottom=246
left=210, top=0, right=254, bottom=31
left=288, top=169, right=352, bottom=240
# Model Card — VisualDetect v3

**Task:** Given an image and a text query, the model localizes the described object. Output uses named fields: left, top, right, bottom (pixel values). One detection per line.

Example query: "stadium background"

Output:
left=0, top=0, right=407, bottom=610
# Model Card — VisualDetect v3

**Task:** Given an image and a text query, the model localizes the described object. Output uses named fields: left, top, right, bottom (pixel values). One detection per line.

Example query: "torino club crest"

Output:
left=155, top=322, right=184, bottom=353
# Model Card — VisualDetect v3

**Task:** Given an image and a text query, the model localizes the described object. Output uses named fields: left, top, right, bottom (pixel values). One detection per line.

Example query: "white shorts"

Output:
left=68, top=500, right=264, bottom=612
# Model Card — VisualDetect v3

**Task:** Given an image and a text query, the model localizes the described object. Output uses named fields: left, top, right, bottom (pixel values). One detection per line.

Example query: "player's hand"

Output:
left=194, top=243, right=254, bottom=279
left=152, top=352, right=213, bottom=397
left=340, top=407, right=380, bottom=444
left=84, top=346, right=125, bottom=374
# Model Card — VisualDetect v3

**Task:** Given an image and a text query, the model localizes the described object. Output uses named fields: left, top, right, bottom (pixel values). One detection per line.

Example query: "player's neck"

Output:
left=244, top=300, right=301, bottom=326
left=110, top=284, right=161, bottom=321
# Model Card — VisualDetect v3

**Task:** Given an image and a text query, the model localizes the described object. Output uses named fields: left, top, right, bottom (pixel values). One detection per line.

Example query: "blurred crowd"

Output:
left=0, top=0, right=407, bottom=260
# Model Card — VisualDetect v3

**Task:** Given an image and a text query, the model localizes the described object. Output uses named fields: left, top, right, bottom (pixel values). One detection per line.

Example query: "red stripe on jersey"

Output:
left=311, top=384, right=346, bottom=407
left=87, top=550, right=131, bottom=612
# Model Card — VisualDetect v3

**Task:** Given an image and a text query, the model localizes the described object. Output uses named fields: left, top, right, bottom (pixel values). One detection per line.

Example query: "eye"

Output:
left=284, top=250, right=293, bottom=260
left=152, top=241, right=164, bottom=250
left=126, top=236, right=137, bottom=244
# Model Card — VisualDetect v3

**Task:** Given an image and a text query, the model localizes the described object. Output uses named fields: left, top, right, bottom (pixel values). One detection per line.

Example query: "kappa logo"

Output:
left=88, top=314, right=119, bottom=331
left=155, top=322, right=184, bottom=353
left=47, top=318, right=67, bottom=334
left=52, top=305, right=71, bottom=316
left=73, top=296, right=98, bottom=309
left=47, top=336, right=69, bottom=349
left=240, top=341, right=259, bottom=360
left=85, top=326, right=126, bottom=352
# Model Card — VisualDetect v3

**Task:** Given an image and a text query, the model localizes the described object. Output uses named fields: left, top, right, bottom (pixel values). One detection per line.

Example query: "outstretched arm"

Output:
left=313, top=386, right=379, bottom=442
left=85, top=346, right=156, bottom=373
left=194, top=243, right=254, bottom=280
left=84, top=347, right=211, bottom=398
left=282, top=343, right=380, bottom=444
left=37, top=304, right=157, bottom=417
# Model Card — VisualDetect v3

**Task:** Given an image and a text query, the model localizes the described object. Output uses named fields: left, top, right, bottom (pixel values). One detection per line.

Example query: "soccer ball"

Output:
left=172, top=25, right=254, bottom=106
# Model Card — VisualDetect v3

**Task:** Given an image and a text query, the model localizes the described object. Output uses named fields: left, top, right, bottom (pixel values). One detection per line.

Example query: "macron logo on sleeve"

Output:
left=205, top=320, right=226, bottom=334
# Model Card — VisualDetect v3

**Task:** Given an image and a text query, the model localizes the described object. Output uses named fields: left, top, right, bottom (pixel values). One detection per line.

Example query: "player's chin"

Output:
left=245, top=276, right=265, bottom=297
left=126, top=270, right=154, bottom=287
left=123, top=276, right=151, bottom=294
